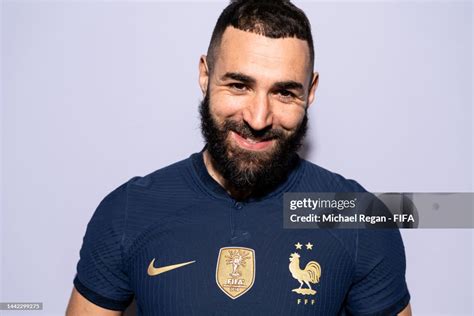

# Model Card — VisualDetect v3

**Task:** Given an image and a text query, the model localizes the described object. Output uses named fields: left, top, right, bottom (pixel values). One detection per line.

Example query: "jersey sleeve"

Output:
left=73, top=181, right=134, bottom=311
left=343, top=229, right=410, bottom=316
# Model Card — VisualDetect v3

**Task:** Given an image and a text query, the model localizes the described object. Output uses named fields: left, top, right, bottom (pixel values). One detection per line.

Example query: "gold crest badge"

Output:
left=215, top=247, right=255, bottom=299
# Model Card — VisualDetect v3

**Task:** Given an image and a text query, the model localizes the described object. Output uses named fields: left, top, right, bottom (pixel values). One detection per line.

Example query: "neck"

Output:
left=202, top=149, right=251, bottom=200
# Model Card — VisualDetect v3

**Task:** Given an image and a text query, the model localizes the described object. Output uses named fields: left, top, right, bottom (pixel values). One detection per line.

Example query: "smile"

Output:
left=231, top=131, right=274, bottom=151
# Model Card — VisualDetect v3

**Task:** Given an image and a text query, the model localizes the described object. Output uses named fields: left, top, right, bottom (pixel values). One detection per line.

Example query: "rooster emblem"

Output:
left=289, top=252, right=321, bottom=295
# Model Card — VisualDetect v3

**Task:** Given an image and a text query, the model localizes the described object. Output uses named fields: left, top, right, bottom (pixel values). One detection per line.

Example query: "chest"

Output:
left=126, top=204, right=355, bottom=315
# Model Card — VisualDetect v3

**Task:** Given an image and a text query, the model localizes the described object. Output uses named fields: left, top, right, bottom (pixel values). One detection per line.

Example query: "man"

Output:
left=67, top=0, right=411, bottom=315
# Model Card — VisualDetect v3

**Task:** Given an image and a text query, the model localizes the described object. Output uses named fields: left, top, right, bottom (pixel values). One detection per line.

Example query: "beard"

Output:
left=199, top=93, right=308, bottom=196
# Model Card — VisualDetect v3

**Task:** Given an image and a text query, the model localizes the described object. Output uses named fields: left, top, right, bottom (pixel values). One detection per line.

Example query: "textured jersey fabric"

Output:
left=73, top=151, right=410, bottom=315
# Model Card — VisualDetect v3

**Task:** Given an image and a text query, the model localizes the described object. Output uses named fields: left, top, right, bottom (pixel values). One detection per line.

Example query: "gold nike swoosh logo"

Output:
left=147, top=258, right=196, bottom=276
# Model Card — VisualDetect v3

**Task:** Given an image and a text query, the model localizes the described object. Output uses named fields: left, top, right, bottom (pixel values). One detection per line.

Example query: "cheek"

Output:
left=273, top=105, right=307, bottom=131
left=209, top=92, right=246, bottom=120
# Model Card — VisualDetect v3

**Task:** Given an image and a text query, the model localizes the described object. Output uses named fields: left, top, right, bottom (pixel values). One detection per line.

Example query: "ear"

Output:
left=199, top=55, right=210, bottom=96
left=307, top=71, right=319, bottom=107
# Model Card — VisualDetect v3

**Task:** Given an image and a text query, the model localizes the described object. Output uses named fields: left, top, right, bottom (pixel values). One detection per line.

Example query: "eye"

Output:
left=276, top=89, right=296, bottom=100
left=229, top=83, right=248, bottom=91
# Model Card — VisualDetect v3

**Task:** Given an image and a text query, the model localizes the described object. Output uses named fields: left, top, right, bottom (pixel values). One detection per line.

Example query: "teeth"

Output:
left=244, top=137, right=258, bottom=143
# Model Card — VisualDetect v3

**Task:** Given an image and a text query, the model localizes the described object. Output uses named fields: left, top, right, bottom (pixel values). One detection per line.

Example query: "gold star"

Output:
left=305, top=242, right=313, bottom=250
left=295, top=242, right=303, bottom=250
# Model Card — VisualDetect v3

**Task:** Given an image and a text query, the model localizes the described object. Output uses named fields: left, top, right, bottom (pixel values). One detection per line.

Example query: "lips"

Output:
left=231, top=131, right=274, bottom=151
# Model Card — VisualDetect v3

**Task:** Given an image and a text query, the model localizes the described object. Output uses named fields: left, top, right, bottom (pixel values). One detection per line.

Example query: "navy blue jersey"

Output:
left=73, top=152, right=410, bottom=315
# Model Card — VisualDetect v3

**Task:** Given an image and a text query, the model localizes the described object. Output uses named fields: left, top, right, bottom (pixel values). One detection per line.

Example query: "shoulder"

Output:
left=297, top=158, right=366, bottom=192
left=127, top=156, right=193, bottom=191
left=91, top=156, right=192, bottom=217
left=86, top=155, right=197, bottom=243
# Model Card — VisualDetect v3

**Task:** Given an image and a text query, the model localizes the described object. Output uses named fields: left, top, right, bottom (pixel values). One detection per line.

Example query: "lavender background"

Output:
left=1, top=0, right=473, bottom=315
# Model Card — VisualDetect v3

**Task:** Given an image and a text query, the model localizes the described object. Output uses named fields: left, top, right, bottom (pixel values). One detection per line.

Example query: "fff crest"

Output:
left=215, top=247, right=255, bottom=299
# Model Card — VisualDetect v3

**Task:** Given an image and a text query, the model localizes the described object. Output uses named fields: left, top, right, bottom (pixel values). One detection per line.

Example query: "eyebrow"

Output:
left=221, top=72, right=256, bottom=85
left=273, top=81, right=304, bottom=92
left=221, top=72, right=305, bottom=92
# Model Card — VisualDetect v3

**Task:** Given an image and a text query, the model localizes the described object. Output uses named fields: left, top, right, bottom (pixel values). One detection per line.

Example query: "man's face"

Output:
left=199, top=27, right=318, bottom=194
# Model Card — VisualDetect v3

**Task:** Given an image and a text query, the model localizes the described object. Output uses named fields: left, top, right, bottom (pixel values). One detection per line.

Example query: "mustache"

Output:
left=222, top=120, right=285, bottom=142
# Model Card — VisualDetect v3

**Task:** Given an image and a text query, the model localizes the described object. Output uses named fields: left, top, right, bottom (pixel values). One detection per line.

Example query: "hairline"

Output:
left=206, top=26, right=315, bottom=85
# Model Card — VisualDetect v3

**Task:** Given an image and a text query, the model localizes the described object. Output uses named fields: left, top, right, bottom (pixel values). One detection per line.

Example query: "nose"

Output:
left=242, top=92, right=273, bottom=131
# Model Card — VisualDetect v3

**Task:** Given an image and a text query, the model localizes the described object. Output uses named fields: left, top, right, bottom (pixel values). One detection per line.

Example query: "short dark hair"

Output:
left=206, top=0, right=315, bottom=75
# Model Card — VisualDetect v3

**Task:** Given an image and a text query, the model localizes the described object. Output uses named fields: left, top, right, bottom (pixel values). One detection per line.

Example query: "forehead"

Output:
left=214, top=27, right=312, bottom=85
